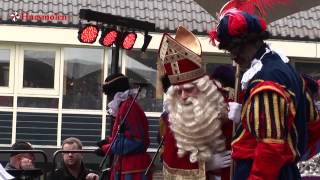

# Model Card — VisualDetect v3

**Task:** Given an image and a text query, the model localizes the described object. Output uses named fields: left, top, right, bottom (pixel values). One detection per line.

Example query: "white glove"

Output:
left=86, top=173, right=99, bottom=180
left=206, top=150, right=232, bottom=171
left=315, top=101, right=320, bottom=111
left=228, top=102, right=242, bottom=123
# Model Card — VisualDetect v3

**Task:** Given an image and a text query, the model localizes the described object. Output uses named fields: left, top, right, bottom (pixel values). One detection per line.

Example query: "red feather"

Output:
left=208, top=28, right=218, bottom=46
left=220, top=0, right=292, bottom=18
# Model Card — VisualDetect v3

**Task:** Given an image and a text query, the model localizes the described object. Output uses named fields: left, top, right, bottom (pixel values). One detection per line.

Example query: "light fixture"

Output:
left=99, top=28, right=119, bottom=47
left=121, top=31, right=137, bottom=50
left=141, top=31, right=152, bottom=52
left=78, top=24, right=99, bottom=43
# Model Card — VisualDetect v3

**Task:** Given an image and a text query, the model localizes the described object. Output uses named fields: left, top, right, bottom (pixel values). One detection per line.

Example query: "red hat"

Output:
left=158, top=26, right=205, bottom=85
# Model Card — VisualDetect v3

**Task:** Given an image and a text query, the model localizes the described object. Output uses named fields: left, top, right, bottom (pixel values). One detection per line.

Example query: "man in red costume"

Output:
left=158, top=26, right=231, bottom=179
left=209, top=8, right=320, bottom=180
left=95, top=73, right=152, bottom=180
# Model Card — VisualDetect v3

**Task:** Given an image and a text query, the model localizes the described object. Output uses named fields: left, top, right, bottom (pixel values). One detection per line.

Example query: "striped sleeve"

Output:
left=306, top=90, right=320, bottom=123
left=244, top=90, right=289, bottom=141
left=305, top=90, right=320, bottom=158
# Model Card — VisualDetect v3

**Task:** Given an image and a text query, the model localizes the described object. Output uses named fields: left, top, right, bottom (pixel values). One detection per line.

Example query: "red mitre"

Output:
left=158, top=26, right=205, bottom=85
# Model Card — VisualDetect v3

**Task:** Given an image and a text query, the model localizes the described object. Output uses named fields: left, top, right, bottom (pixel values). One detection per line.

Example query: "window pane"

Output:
left=0, top=112, right=13, bottom=145
left=16, top=112, right=57, bottom=146
left=0, top=96, right=13, bottom=107
left=203, top=55, right=232, bottom=75
left=61, top=114, right=102, bottom=146
left=17, top=97, right=58, bottom=108
left=295, top=61, right=320, bottom=79
left=23, top=50, right=55, bottom=88
left=63, top=48, right=104, bottom=109
left=125, top=51, right=162, bottom=112
left=0, top=49, right=10, bottom=87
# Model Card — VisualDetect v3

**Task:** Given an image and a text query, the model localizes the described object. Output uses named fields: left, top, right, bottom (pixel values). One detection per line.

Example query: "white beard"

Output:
left=166, top=75, right=227, bottom=163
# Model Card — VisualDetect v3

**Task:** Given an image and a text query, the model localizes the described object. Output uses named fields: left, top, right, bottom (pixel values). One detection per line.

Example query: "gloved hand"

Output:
left=96, top=138, right=109, bottom=148
left=94, top=148, right=105, bottom=157
left=228, top=102, right=242, bottom=123
left=206, top=150, right=232, bottom=171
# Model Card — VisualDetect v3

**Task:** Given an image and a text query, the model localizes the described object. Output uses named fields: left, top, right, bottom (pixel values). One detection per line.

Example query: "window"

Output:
left=63, top=48, right=104, bottom=110
left=23, top=50, right=55, bottom=88
left=18, top=47, right=60, bottom=95
left=203, top=55, right=232, bottom=75
left=124, top=50, right=162, bottom=112
left=0, top=45, right=14, bottom=93
left=0, top=49, right=10, bottom=87
left=17, top=97, right=58, bottom=108
left=294, top=61, right=320, bottom=79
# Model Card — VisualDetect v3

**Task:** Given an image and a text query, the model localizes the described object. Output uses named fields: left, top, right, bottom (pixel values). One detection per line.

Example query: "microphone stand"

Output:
left=99, top=87, right=141, bottom=180
left=144, top=136, right=164, bottom=176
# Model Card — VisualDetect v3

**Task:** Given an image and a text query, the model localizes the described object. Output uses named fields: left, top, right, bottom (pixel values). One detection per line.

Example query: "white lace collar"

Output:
left=107, top=89, right=138, bottom=117
left=241, top=46, right=289, bottom=90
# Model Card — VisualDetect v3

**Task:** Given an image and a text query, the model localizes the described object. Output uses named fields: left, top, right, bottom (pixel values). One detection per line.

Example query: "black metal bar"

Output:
left=79, top=9, right=156, bottom=32
left=110, top=45, right=120, bottom=74
left=145, top=137, right=164, bottom=176
left=0, top=150, right=48, bottom=165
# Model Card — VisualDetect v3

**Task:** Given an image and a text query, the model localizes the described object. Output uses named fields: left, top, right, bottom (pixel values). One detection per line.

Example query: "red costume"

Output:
left=99, top=73, right=152, bottom=180
left=209, top=5, right=320, bottom=180
left=158, top=26, right=228, bottom=179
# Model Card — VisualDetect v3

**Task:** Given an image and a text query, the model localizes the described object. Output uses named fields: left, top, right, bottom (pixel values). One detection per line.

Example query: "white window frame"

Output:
left=17, top=46, right=61, bottom=96
left=0, top=44, right=15, bottom=94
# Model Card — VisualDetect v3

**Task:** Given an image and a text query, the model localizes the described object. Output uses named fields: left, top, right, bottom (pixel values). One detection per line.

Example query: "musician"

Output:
left=95, top=73, right=152, bottom=180
left=158, top=26, right=230, bottom=179
left=209, top=9, right=318, bottom=179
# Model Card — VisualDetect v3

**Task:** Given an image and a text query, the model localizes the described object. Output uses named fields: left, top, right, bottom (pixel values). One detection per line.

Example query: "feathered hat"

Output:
left=158, top=26, right=205, bottom=85
left=102, top=73, right=130, bottom=96
left=209, top=0, right=290, bottom=50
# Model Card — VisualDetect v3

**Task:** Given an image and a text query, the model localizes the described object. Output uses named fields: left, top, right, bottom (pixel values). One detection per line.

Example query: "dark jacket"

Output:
left=48, top=162, right=97, bottom=180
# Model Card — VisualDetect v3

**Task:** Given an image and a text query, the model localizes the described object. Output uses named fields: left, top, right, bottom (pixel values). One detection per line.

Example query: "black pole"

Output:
left=110, top=45, right=120, bottom=74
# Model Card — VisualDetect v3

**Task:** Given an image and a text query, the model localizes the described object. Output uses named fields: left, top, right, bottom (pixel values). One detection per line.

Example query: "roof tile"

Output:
left=0, top=0, right=319, bottom=41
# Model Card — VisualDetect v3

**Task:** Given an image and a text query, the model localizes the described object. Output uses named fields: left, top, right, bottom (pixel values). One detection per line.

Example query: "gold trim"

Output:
left=290, top=101, right=296, bottom=117
left=250, top=85, right=288, bottom=102
left=262, top=138, right=284, bottom=144
left=161, top=34, right=202, bottom=66
left=254, top=95, right=260, bottom=137
left=231, top=129, right=245, bottom=145
left=273, top=93, right=281, bottom=139
left=292, top=125, right=300, bottom=158
left=163, top=162, right=206, bottom=180
left=287, top=134, right=296, bottom=161
left=175, top=26, right=202, bottom=56
left=168, top=68, right=205, bottom=84
left=263, top=92, right=272, bottom=138
left=306, top=93, right=315, bottom=122
left=280, top=98, right=285, bottom=128
left=103, top=76, right=126, bottom=85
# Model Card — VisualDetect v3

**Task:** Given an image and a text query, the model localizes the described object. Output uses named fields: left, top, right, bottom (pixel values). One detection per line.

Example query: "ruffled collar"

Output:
left=241, top=45, right=289, bottom=90
left=107, top=89, right=138, bottom=116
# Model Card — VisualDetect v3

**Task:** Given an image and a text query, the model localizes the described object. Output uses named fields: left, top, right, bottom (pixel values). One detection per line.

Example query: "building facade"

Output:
left=0, top=0, right=319, bottom=153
